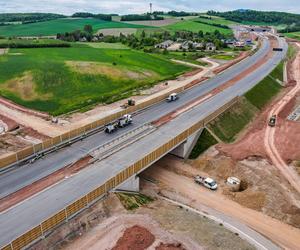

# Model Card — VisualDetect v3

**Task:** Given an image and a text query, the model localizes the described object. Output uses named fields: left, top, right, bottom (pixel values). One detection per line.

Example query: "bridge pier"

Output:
left=115, top=175, right=140, bottom=192
left=170, top=128, right=203, bottom=159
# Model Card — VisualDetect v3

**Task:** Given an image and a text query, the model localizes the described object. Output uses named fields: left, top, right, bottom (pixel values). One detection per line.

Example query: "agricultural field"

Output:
left=0, top=18, right=149, bottom=37
left=154, top=51, right=208, bottom=66
left=284, top=32, right=300, bottom=41
left=196, top=16, right=237, bottom=26
left=164, top=20, right=233, bottom=35
left=0, top=43, right=189, bottom=115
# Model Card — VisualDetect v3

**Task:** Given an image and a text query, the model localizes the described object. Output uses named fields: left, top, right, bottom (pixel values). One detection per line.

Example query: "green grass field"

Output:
left=207, top=61, right=284, bottom=143
left=165, top=20, right=233, bottom=35
left=245, top=62, right=283, bottom=109
left=208, top=98, right=258, bottom=143
left=189, top=129, right=218, bottom=159
left=0, top=45, right=189, bottom=115
left=196, top=16, right=237, bottom=26
left=284, top=32, right=300, bottom=41
left=81, top=42, right=130, bottom=49
left=0, top=18, right=149, bottom=37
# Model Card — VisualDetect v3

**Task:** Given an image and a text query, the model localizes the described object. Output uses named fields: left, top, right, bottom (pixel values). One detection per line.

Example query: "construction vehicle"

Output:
left=166, top=93, right=178, bottom=102
left=105, top=122, right=118, bottom=134
left=194, top=175, right=218, bottom=190
left=118, top=114, right=133, bottom=128
left=128, top=99, right=136, bottom=106
left=121, top=99, right=136, bottom=109
left=268, top=115, right=277, bottom=127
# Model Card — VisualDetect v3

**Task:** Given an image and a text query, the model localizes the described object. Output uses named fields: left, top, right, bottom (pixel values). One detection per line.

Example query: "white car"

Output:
left=195, top=175, right=218, bottom=190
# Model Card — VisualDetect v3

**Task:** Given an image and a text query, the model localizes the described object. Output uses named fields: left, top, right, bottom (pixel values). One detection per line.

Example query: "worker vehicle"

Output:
left=166, top=93, right=179, bottom=102
left=105, top=122, right=118, bottom=134
left=268, top=115, right=277, bottom=127
left=118, top=114, right=133, bottom=128
left=194, top=175, right=218, bottom=190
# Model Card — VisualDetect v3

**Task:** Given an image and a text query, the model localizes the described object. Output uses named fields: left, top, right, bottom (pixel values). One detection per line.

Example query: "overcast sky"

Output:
left=1, top=0, right=300, bottom=15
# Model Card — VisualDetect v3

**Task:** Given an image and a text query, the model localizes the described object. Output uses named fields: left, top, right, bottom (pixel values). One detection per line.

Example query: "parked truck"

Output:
left=166, top=93, right=178, bottom=102
left=194, top=175, right=218, bottom=190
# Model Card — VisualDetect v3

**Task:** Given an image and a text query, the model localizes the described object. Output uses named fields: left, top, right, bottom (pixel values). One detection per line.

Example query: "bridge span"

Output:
left=0, top=36, right=287, bottom=250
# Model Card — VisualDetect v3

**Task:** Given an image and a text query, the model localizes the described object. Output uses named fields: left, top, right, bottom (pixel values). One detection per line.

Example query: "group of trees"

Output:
left=208, top=10, right=300, bottom=25
left=0, top=39, right=70, bottom=48
left=167, top=11, right=199, bottom=17
left=57, top=24, right=94, bottom=42
left=120, top=14, right=163, bottom=21
left=0, top=13, right=65, bottom=25
left=71, top=12, right=115, bottom=21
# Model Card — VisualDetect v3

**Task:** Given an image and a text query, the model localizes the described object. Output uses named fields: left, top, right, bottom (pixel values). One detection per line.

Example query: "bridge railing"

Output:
left=0, top=96, right=238, bottom=250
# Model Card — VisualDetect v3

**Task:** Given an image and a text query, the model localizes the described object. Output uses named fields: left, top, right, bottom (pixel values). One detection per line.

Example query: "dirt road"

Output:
left=143, top=162, right=300, bottom=250
left=0, top=102, right=66, bottom=137
left=264, top=42, right=300, bottom=194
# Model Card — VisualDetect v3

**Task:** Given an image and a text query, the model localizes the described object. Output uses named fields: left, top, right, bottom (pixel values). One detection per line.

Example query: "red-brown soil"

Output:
left=0, top=114, right=19, bottom=131
left=0, top=96, right=49, bottom=119
left=112, top=225, right=155, bottom=250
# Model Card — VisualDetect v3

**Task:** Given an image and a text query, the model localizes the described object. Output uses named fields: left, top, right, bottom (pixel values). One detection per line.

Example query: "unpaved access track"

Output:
left=264, top=42, right=300, bottom=194
left=143, top=161, right=300, bottom=250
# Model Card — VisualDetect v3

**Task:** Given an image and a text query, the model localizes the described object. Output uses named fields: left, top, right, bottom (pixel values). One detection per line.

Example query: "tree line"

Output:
left=0, top=13, right=65, bottom=24
left=120, top=14, right=163, bottom=21
left=208, top=10, right=300, bottom=25
left=71, top=12, right=116, bottom=21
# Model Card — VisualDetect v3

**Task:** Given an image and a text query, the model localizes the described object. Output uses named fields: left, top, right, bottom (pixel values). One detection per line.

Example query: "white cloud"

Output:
left=0, top=0, right=300, bottom=14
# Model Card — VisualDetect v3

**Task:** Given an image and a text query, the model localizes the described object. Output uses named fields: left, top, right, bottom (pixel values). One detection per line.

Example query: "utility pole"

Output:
left=150, top=3, right=153, bottom=14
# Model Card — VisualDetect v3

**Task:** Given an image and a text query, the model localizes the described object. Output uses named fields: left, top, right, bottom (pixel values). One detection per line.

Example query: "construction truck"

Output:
left=105, top=122, right=118, bottom=134
left=268, top=115, right=277, bottom=127
left=118, top=114, right=133, bottom=128
left=166, top=93, right=178, bottom=102
left=194, top=175, right=218, bottom=190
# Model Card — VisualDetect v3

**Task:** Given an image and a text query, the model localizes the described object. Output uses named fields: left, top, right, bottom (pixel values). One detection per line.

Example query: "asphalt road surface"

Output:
left=0, top=37, right=286, bottom=200
left=0, top=35, right=288, bottom=247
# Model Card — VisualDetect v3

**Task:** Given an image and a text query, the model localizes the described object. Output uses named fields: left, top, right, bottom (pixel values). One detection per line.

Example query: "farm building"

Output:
left=206, top=42, right=216, bottom=51
left=155, top=40, right=174, bottom=49
left=180, top=41, right=204, bottom=50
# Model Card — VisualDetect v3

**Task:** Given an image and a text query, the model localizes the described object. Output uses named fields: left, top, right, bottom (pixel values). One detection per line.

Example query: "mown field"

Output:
left=0, top=44, right=189, bottom=115
left=165, top=19, right=233, bottom=35
left=0, top=18, right=149, bottom=37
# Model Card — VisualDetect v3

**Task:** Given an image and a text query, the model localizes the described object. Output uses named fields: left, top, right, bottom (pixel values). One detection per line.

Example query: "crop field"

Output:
left=284, top=32, right=300, bottom=41
left=0, top=18, right=149, bottom=37
left=0, top=44, right=189, bottom=115
left=196, top=16, right=237, bottom=26
left=165, top=20, right=233, bottom=35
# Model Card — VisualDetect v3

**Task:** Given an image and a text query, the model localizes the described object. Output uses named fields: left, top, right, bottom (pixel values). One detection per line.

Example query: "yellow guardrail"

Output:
left=1, top=97, right=238, bottom=250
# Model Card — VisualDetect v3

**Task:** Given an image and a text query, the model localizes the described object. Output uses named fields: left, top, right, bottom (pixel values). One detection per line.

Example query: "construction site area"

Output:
left=0, top=27, right=299, bottom=250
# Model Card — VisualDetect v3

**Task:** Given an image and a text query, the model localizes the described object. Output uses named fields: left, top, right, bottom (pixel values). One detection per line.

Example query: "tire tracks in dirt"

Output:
left=264, top=42, right=300, bottom=194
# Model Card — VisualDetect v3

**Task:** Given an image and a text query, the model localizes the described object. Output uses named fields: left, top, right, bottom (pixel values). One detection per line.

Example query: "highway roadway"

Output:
left=0, top=36, right=284, bottom=200
left=0, top=35, right=288, bottom=248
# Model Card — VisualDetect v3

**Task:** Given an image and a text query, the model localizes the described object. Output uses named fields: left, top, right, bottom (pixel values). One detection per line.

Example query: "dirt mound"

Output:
left=156, top=243, right=186, bottom=250
left=112, top=225, right=155, bottom=250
